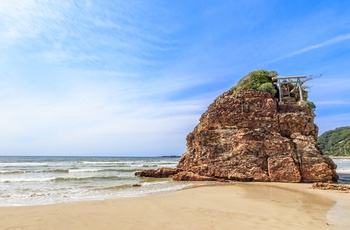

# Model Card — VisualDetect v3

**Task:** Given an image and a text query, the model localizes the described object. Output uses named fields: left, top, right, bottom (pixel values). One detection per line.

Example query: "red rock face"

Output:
left=174, top=90, right=338, bottom=183
left=135, top=168, right=180, bottom=178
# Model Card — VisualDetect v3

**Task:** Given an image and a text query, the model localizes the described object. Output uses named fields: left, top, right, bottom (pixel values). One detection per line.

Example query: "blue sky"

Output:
left=0, top=0, right=349, bottom=156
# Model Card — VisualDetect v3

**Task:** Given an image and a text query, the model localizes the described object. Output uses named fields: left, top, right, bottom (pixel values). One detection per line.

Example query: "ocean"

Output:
left=0, top=156, right=193, bottom=207
left=0, top=156, right=349, bottom=207
left=333, top=158, right=350, bottom=184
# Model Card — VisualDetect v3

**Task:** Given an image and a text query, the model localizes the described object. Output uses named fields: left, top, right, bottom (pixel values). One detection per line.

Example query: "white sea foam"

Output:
left=0, top=156, right=181, bottom=206
left=337, top=168, right=350, bottom=174
left=336, top=159, right=350, bottom=162
left=135, top=183, right=193, bottom=197
left=141, top=181, right=169, bottom=186
left=0, top=162, right=48, bottom=167
left=0, top=170, right=24, bottom=174
left=0, top=177, right=55, bottom=183
left=68, top=168, right=102, bottom=173
left=79, top=161, right=140, bottom=165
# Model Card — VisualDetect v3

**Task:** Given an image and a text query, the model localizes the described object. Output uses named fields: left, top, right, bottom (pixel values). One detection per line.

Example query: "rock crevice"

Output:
left=137, top=82, right=338, bottom=183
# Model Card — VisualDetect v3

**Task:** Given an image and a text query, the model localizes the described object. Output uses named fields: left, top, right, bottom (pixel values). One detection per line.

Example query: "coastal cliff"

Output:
left=136, top=70, right=338, bottom=182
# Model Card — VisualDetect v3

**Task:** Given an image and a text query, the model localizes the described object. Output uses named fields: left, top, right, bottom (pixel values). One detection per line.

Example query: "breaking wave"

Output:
left=52, top=176, right=122, bottom=182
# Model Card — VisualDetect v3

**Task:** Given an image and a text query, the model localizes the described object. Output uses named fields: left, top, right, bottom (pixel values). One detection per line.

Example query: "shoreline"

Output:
left=328, top=156, right=350, bottom=159
left=0, top=182, right=349, bottom=230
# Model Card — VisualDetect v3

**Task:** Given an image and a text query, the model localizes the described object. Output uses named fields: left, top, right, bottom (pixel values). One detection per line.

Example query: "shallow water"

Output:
left=242, top=183, right=350, bottom=229
left=327, top=201, right=350, bottom=230
left=1, top=156, right=349, bottom=207
left=333, top=158, right=350, bottom=184
left=0, top=156, right=191, bottom=207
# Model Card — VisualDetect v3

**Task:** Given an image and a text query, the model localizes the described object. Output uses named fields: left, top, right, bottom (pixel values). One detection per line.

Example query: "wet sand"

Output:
left=0, top=183, right=349, bottom=230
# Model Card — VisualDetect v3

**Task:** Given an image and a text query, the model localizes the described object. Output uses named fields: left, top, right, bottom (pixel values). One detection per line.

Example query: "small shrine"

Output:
left=272, top=76, right=307, bottom=104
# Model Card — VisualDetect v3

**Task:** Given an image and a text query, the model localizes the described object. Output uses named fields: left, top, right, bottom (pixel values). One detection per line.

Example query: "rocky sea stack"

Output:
left=136, top=70, right=338, bottom=183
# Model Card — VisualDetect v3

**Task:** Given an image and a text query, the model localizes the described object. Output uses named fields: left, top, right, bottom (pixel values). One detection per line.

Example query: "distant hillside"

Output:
left=317, top=126, right=350, bottom=156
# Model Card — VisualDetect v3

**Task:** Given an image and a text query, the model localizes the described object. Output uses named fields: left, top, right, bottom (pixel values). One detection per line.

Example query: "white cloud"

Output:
left=0, top=71, right=210, bottom=155
left=314, top=100, right=350, bottom=105
left=0, top=1, right=66, bottom=42
left=1, top=0, right=349, bottom=156
left=266, top=33, right=350, bottom=64
left=286, top=34, right=350, bottom=57
left=0, top=0, right=178, bottom=73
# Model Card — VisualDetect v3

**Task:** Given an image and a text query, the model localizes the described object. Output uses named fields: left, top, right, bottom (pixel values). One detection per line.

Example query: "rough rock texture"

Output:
left=172, top=171, right=219, bottom=181
left=135, top=168, right=181, bottom=178
left=135, top=89, right=338, bottom=183
left=312, top=183, right=350, bottom=191
left=172, top=90, right=338, bottom=182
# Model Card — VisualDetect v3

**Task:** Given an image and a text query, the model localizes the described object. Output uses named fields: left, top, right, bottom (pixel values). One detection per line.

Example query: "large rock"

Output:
left=173, top=90, right=338, bottom=182
left=136, top=71, right=338, bottom=183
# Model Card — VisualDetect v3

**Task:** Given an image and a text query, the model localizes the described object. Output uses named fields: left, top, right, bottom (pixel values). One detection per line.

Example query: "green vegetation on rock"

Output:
left=233, top=70, right=278, bottom=95
left=231, top=70, right=319, bottom=113
left=306, top=101, right=316, bottom=111
left=317, top=126, right=350, bottom=156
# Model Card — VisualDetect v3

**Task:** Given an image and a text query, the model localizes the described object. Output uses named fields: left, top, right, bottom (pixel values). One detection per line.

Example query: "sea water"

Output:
left=333, top=158, right=350, bottom=184
left=1, top=156, right=349, bottom=207
left=0, top=156, right=192, bottom=207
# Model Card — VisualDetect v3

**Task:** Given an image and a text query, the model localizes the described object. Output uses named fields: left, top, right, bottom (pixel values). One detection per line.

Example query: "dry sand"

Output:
left=0, top=182, right=349, bottom=230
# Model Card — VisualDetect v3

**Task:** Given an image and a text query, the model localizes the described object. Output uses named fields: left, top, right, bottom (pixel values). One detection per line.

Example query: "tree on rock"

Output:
left=234, top=70, right=278, bottom=95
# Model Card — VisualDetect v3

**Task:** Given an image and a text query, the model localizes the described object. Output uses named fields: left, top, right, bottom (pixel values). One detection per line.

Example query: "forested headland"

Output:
left=318, top=126, right=350, bottom=156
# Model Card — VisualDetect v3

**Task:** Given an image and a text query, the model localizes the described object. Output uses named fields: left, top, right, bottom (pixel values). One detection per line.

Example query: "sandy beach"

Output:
left=0, top=183, right=349, bottom=230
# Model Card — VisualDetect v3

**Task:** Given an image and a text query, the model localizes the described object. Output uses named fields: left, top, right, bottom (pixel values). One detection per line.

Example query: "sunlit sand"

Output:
left=0, top=183, right=349, bottom=230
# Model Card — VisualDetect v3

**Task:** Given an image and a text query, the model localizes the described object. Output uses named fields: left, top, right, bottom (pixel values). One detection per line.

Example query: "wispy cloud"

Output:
left=0, top=1, right=179, bottom=73
left=267, top=33, right=350, bottom=64
left=315, top=100, right=350, bottom=105
left=0, top=1, right=67, bottom=42
left=0, top=67, right=213, bottom=155
left=1, top=1, right=350, bottom=155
